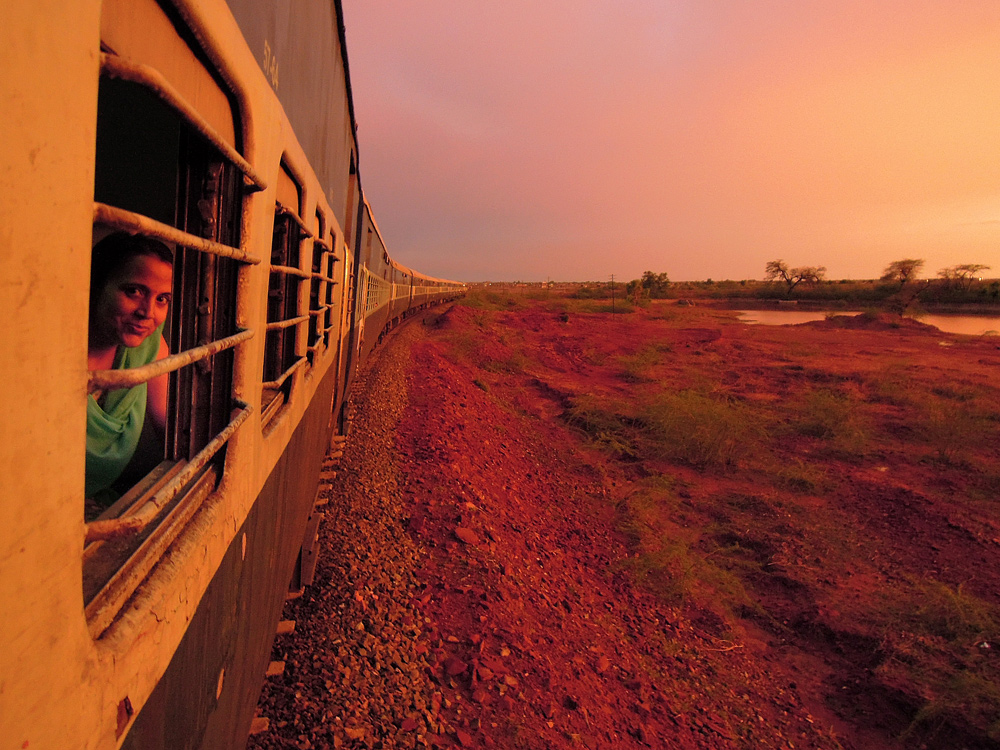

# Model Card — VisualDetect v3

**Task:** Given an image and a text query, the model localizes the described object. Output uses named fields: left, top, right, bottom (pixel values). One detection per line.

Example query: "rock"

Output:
left=479, top=656, right=506, bottom=674
left=444, top=657, right=468, bottom=676
left=343, top=726, right=365, bottom=740
left=454, top=527, right=480, bottom=545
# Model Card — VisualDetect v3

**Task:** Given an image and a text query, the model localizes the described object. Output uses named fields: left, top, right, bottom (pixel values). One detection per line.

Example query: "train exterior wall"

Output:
left=0, top=2, right=104, bottom=747
left=122, top=365, right=337, bottom=750
left=224, top=0, right=356, bottom=232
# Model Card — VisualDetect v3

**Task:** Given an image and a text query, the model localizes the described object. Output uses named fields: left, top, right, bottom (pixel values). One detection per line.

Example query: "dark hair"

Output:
left=90, top=232, right=174, bottom=306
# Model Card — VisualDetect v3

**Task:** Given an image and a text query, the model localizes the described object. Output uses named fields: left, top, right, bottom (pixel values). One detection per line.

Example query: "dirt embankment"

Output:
left=251, top=299, right=1000, bottom=750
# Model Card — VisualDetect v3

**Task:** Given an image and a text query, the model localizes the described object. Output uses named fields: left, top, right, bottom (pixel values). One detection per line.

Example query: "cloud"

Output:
left=343, top=0, right=1000, bottom=281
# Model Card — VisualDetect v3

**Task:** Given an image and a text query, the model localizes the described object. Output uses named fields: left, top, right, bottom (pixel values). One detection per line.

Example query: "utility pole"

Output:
left=610, top=274, right=616, bottom=315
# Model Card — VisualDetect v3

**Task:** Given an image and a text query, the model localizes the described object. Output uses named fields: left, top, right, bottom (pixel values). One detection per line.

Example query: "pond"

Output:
left=737, top=310, right=1000, bottom=337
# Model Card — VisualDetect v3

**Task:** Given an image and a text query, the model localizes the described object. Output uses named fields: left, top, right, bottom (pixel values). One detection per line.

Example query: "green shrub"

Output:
left=919, top=398, right=996, bottom=464
left=641, top=390, right=769, bottom=469
left=569, top=284, right=611, bottom=300
left=906, top=580, right=997, bottom=642
left=878, top=579, right=1000, bottom=743
left=443, top=328, right=529, bottom=375
left=864, top=361, right=917, bottom=407
left=458, top=288, right=523, bottom=310
left=481, top=350, right=528, bottom=374
left=617, top=346, right=662, bottom=383
left=791, top=388, right=871, bottom=457
left=614, top=501, right=753, bottom=621
left=584, top=301, right=636, bottom=314
left=771, top=459, right=829, bottom=493
left=563, top=398, right=638, bottom=458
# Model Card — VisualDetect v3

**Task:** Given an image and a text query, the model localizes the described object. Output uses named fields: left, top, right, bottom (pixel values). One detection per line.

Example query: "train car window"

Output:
left=342, top=246, right=356, bottom=342
left=306, top=212, right=329, bottom=366
left=323, top=243, right=338, bottom=349
left=261, top=165, right=308, bottom=426
left=360, top=267, right=392, bottom=319
left=344, top=155, right=358, bottom=250
left=84, top=56, right=259, bottom=637
left=99, top=0, right=235, bottom=149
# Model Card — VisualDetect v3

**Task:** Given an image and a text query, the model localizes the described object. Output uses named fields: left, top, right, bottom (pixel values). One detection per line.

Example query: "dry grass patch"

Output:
left=875, top=579, right=1000, bottom=743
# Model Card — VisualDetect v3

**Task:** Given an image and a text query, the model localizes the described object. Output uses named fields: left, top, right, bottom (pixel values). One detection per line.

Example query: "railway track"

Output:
left=250, top=317, right=448, bottom=749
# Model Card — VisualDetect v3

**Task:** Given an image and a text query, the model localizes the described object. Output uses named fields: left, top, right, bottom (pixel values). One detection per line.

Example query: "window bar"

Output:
left=270, top=263, right=312, bottom=279
left=318, top=248, right=340, bottom=266
left=313, top=274, right=338, bottom=284
left=261, top=356, right=307, bottom=391
left=84, top=401, right=253, bottom=543
left=275, top=206, right=314, bottom=238
left=265, top=315, right=310, bottom=331
left=89, top=328, right=254, bottom=393
left=94, top=203, right=261, bottom=265
left=100, top=53, right=267, bottom=193
left=308, top=306, right=331, bottom=317
left=307, top=330, right=335, bottom=353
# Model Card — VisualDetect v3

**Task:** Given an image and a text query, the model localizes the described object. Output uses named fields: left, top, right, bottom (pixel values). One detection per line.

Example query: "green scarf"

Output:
left=85, top=324, right=164, bottom=498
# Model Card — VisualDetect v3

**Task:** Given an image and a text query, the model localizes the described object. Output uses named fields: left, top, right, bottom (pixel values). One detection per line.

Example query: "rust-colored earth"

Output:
left=251, top=297, right=1000, bottom=750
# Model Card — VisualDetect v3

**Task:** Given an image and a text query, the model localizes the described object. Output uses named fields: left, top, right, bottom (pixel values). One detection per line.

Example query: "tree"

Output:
left=626, top=271, right=671, bottom=300
left=881, top=259, right=924, bottom=285
left=796, top=266, right=827, bottom=285
left=938, top=263, right=990, bottom=291
left=764, top=260, right=827, bottom=296
left=881, top=260, right=931, bottom=315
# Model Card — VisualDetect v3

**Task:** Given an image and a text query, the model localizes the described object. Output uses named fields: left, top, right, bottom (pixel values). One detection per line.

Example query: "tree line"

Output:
left=765, top=258, right=991, bottom=297
left=611, top=258, right=996, bottom=306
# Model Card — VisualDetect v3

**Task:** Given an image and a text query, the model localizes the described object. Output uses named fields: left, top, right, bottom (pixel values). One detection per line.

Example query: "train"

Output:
left=0, top=1, right=464, bottom=748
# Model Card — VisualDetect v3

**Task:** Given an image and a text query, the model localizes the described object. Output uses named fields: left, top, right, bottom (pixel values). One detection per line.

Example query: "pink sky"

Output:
left=341, top=1, right=1000, bottom=282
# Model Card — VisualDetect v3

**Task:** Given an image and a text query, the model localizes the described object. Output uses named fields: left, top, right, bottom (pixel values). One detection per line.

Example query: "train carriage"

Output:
left=0, top=1, right=463, bottom=749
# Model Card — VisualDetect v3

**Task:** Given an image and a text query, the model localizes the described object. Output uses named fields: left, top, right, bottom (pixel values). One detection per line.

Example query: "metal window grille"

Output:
left=262, top=206, right=312, bottom=424
left=84, top=59, right=258, bottom=632
left=307, top=235, right=339, bottom=359
left=361, top=268, right=392, bottom=318
left=323, top=247, right=340, bottom=348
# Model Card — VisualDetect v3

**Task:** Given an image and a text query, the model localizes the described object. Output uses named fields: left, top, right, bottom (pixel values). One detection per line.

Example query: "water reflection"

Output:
left=737, top=310, right=1000, bottom=336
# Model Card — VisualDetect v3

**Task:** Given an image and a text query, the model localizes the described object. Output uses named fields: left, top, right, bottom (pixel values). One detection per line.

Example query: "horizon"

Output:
left=454, top=274, right=1000, bottom=285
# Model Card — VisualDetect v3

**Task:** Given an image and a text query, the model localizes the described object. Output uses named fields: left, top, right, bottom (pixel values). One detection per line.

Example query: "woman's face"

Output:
left=93, top=253, right=173, bottom=349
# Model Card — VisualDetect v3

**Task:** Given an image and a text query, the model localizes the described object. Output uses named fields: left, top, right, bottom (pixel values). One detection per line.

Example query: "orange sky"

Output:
left=341, top=1, right=1000, bottom=282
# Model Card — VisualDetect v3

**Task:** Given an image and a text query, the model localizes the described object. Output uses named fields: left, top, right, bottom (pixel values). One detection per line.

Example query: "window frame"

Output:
left=83, top=52, right=262, bottom=638
left=306, top=212, right=340, bottom=365
left=261, top=185, right=311, bottom=428
left=322, top=239, right=341, bottom=349
left=359, top=266, right=392, bottom=319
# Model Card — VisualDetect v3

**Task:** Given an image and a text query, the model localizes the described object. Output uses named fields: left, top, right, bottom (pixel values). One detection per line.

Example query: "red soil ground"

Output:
left=251, top=299, right=1000, bottom=750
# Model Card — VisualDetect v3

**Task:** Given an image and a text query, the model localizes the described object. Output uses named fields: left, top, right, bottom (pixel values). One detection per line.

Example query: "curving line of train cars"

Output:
left=0, top=1, right=463, bottom=748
